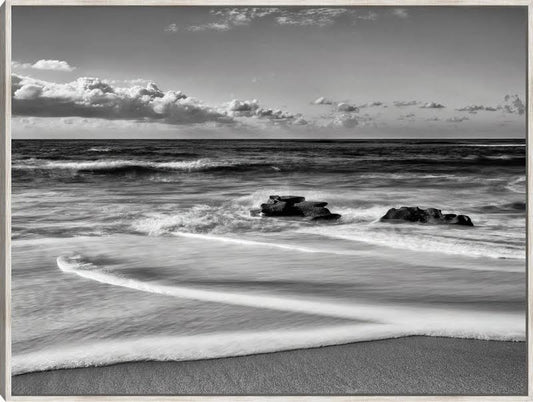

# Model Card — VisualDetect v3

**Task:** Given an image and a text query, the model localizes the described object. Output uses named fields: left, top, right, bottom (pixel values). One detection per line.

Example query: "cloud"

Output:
left=358, top=101, right=384, bottom=108
left=106, top=78, right=154, bottom=87
left=420, top=102, right=445, bottom=109
left=12, top=74, right=232, bottom=125
left=312, top=96, right=334, bottom=105
left=327, top=113, right=359, bottom=128
left=393, top=100, right=418, bottom=107
left=446, top=116, right=469, bottom=123
left=225, top=98, right=306, bottom=124
left=398, top=113, right=415, bottom=121
left=167, top=7, right=384, bottom=32
left=392, top=8, right=409, bottom=19
left=187, top=22, right=233, bottom=32
left=164, top=23, right=178, bottom=32
left=456, top=105, right=496, bottom=113
left=457, top=96, right=524, bottom=114
left=336, top=102, right=358, bottom=112
left=12, top=59, right=76, bottom=72
left=312, top=97, right=358, bottom=112
left=500, top=95, right=525, bottom=115
left=275, top=8, right=353, bottom=27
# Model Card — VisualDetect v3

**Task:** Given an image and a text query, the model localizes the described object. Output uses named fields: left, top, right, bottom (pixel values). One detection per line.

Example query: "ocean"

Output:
left=11, top=139, right=526, bottom=375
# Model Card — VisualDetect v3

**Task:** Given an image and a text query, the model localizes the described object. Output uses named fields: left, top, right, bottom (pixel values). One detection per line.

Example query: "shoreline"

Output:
left=12, top=336, right=527, bottom=396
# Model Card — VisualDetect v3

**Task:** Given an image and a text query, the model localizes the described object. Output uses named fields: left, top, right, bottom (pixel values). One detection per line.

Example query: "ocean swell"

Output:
left=12, top=158, right=276, bottom=175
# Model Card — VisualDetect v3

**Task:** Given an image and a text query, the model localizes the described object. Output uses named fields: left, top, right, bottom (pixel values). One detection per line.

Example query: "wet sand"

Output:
left=12, top=336, right=527, bottom=396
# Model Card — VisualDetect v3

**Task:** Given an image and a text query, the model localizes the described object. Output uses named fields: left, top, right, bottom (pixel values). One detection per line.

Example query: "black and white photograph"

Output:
left=6, top=5, right=528, bottom=396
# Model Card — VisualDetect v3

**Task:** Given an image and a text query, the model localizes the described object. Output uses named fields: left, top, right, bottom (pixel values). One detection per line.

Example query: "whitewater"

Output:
left=11, top=139, right=526, bottom=374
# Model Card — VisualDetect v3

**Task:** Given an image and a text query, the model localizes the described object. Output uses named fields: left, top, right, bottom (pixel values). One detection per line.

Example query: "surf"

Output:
left=57, top=255, right=525, bottom=339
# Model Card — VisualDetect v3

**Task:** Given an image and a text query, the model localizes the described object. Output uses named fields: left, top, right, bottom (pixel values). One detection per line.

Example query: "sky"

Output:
left=11, top=6, right=527, bottom=139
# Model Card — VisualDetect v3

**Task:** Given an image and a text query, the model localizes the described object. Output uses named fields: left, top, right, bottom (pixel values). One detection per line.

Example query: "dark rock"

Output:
left=294, top=201, right=331, bottom=218
left=443, top=214, right=474, bottom=226
left=311, top=213, right=342, bottom=221
left=268, top=195, right=306, bottom=204
left=380, top=206, right=473, bottom=226
left=256, top=195, right=341, bottom=221
left=260, top=201, right=303, bottom=217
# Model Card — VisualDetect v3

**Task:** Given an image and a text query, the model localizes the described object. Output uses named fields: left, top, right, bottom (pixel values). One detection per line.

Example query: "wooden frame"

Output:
left=0, top=1, right=531, bottom=400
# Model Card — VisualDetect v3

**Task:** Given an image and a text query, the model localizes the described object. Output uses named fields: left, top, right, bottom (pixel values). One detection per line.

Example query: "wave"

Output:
left=88, top=146, right=112, bottom=152
left=12, top=151, right=526, bottom=177
left=13, top=312, right=523, bottom=376
left=506, top=176, right=526, bottom=194
left=170, top=232, right=351, bottom=254
left=11, top=254, right=523, bottom=375
left=457, top=144, right=525, bottom=147
left=298, top=225, right=525, bottom=261
left=13, top=158, right=273, bottom=175
left=480, top=201, right=526, bottom=213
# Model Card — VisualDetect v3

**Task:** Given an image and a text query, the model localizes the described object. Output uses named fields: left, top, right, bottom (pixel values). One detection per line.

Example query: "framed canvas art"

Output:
left=0, top=1, right=530, bottom=399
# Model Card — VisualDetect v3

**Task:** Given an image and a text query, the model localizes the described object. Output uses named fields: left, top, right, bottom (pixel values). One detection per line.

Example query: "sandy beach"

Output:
left=12, top=336, right=527, bottom=396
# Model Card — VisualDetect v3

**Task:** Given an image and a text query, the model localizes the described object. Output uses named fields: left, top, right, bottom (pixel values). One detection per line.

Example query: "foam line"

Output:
left=57, top=256, right=525, bottom=342
left=171, top=231, right=367, bottom=256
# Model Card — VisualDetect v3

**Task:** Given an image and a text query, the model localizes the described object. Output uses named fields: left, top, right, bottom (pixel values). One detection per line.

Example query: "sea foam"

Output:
left=11, top=254, right=524, bottom=375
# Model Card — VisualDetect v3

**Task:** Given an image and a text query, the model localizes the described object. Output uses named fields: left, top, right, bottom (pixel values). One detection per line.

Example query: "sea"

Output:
left=11, top=139, right=527, bottom=374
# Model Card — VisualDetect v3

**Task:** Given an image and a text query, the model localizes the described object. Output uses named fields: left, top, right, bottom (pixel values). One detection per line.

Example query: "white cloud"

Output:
left=312, top=97, right=358, bottom=112
left=420, top=102, right=445, bottom=109
left=328, top=113, right=359, bottom=128
left=393, top=100, right=418, bottom=107
left=446, top=116, right=469, bottom=123
left=224, top=98, right=306, bottom=125
left=12, top=74, right=232, bottom=125
left=106, top=78, right=154, bottom=87
left=164, top=23, right=178, bottom=32
left=12, top=75, right=308, bottom=128
left=167, top=7, right=384, bottom=32
left=336, top=102, right=358, bottom=112
left=187, top=22, right=232, bottom=32
left=13, top=59, right=76, bottom=72
left=275, top=8, right=350, bottom=27
left=313, top=96, right=334, bottom=105
left=398, top=113, right=415, bottom=121
left=392, top=8, right=409, bottom=19
left=358, top=101, right=384, bottom=108
left=500, top=95, right=525, bottom=115
left=456, top=104, right=500, bottom=114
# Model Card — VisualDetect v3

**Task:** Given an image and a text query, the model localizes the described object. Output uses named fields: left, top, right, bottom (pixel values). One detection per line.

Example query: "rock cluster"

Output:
left=380, top=207, right=473, bottom=226
left=252, top=195, right=341, bottom=221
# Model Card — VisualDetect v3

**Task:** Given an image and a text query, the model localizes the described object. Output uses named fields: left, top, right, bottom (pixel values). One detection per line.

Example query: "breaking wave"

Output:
left=12, top=158, right=273, bottom=175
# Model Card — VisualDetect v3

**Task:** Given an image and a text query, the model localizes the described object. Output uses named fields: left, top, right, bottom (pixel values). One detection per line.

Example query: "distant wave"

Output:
left=457, top=144, right=525, bottom=147
left=480, top=201, right=526, bottom=213
left=506, top=176, right=526, bottom=194
left=13, top=158, right=273, bottom=175
left=12, top=152, right=526, bottom=177
left=88, top=146, right=112, bottom=152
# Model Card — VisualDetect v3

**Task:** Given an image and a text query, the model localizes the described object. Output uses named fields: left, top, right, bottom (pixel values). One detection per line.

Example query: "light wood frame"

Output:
left=0, top=1, right=531, bottom=400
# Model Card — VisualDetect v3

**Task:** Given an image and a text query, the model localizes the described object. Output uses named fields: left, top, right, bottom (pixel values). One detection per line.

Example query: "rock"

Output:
left=254, top=195, right=341, bottom=221
left=268, top=195, right=306, bottom=204
left=311, top=213, right=342, bottom=221
left=260, top=201, right=303, bottom=217
left=443, top=214, right=474, bottom=226
left=380, top=206, right=473, bottom=226
left=293, top=201, right=331, bottom=218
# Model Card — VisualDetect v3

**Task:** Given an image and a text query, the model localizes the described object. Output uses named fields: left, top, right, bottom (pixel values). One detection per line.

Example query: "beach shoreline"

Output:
left=12, top=336, right=527, bottom=396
